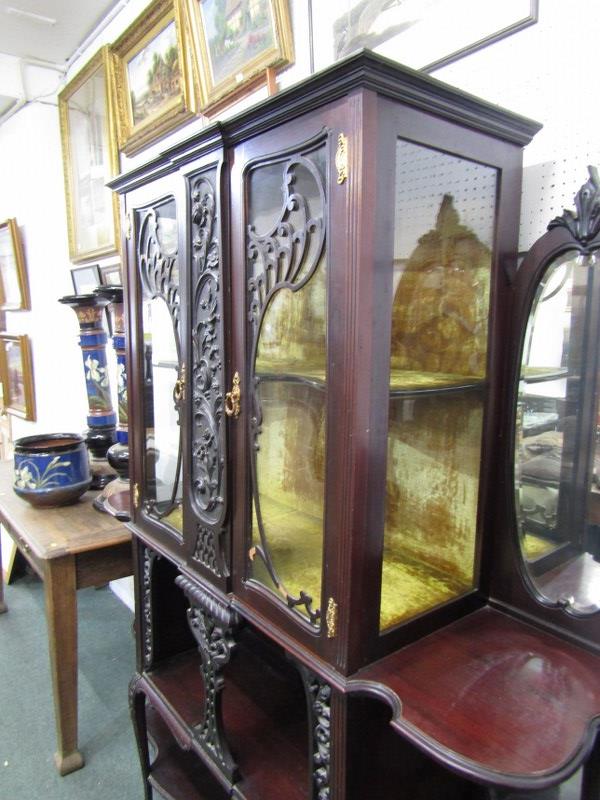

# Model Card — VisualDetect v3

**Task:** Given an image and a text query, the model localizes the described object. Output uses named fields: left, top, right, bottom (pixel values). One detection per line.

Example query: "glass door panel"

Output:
left=137, top=197, right=183, bottom=532
left=381, top=140, right=497, bottom=630
left=246, top=143, right=327, bottom=626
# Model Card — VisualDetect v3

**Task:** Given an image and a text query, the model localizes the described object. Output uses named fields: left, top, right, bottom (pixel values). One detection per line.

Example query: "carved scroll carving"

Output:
left=549, top=165, right=600, bottom=245
left=141, top=546, right=160, bottom=669
left=175, top=574, right=239, bottom=782
left=138, top=205, right=180, bottom=334
left=298, top=665, right=332, bottom=800
left=247, top=155, right=326, bottom=323
left=189, top=170, right=228, bottom=577
left=247, top=145, right=327, bottom=626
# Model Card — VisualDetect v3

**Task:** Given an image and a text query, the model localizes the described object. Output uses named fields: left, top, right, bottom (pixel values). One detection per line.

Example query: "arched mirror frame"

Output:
left=504, top=168, right=600, bottom=641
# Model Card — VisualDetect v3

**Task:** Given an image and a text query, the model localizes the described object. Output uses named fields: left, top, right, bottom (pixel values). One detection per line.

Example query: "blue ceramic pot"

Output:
left=13, top=433, right=92, bottom=507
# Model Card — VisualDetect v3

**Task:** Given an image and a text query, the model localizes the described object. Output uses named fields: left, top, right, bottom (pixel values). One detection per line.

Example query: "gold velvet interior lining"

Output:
left=381, top=392, right=482, bottom=630
left=252, top=494, right=323, bottom=614
left=522, top=533, right=561, bottom=560
left=160, top=504, right=183, bottom=532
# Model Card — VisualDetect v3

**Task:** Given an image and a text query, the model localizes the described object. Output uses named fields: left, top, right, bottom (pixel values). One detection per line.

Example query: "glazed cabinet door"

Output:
left=125, top=173, right=187, bottom=560
left=229, top=103, right=346, bottom=655
left=360, top=96, right=526, bottom=664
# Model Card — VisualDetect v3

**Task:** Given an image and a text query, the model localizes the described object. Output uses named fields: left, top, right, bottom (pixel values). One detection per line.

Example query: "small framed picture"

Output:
left=111, top=0, right=198, bottom=156
left=100, top=263, right=122, bottom=286
left=189, top=0, right=294, bottom=112
left=0, top=334, right=36, bottom=420
left=0, top=219, right=30, bottom=311
left=71, top=264, right=102, bottom=294
left=58, top=46, right=120, bottom=263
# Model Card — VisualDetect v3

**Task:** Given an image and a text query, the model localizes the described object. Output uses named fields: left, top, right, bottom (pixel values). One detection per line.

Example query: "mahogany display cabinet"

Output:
left=109, top=51, right=600, bottom=800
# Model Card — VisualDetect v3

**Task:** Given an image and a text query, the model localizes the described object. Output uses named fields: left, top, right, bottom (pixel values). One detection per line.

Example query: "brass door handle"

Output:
left=225, top=372, right=241, bottom=418
left=173, top=365, right=186, bottom=403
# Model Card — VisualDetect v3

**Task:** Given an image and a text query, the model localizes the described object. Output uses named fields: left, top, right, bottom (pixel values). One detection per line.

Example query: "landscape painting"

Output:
left=127, top=20, right=181, bottom=126
left=192, top=0, right=293, bottom=110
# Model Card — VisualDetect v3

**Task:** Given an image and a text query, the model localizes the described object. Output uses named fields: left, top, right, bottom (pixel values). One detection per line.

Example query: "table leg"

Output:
left=0, top=529, right=6, bottom=613
left=44, top=556, right=84, bottom=775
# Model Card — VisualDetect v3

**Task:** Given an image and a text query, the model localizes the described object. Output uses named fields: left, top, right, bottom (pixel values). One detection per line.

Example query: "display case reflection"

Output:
left=515, top=250, right=600, bottom=614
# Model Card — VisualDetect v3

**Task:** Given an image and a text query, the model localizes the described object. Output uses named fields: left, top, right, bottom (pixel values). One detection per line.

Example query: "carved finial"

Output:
left=548, top=165, right=600, bottom=244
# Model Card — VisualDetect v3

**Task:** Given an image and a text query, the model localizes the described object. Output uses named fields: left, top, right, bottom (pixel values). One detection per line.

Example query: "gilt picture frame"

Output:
left=312, top=0, right=538, bottom=74
left=111, top=0, right=198, bottom=156
left=58, top=46, right=121, bottom=263
left=0, top=219, right=30, bottom=311
left=188, top=0, right=294, bottom=112
left=0, top=334, right=36, bottom=421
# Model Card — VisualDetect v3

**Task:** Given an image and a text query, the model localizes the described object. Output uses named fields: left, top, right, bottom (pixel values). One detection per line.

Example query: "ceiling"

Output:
left=0, top=0, right=122, bottom=65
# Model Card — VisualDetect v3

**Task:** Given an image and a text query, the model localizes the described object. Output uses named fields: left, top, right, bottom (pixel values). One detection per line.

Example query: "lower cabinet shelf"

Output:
left=140, top=626, right=310, bottom=800
left=147, top=707, right=228, bottom=800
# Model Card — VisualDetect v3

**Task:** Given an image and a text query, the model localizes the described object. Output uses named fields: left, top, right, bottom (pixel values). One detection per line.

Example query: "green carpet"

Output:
left=0, top=573, right=143, bottom=799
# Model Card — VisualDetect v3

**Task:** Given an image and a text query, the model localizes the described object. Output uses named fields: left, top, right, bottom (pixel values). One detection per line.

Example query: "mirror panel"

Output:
left=515, top=250, right=600, bottom=614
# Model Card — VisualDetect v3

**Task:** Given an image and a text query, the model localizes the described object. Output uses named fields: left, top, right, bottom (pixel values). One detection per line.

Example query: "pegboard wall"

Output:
left=430, top=0, right=600, bottom=252
left=394, top=140, right=497, bottom=257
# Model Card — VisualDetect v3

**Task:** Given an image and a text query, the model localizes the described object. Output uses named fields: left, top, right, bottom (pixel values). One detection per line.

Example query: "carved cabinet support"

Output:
left=298, top=664, right=332, bottom=800
left=175, top=574, right=240, bottom=783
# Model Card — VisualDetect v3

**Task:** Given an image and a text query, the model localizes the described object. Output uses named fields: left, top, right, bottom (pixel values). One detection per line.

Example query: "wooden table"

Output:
left=0, top=460, right=132, bottom=775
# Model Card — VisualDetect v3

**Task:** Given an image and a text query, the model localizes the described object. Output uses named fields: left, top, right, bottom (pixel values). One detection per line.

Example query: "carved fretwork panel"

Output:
left=141, top=546, right=160, bottom=669
left=191, top=524, right=228, bottom=578
left=298, top=664, right=332, bottom=800
left=188, top=167, right=229, bottom=578
left=175, top=574, right=240, bottom=783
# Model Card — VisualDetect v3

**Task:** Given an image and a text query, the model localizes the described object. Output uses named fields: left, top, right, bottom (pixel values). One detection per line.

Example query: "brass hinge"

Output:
left=125, top=211, right=133, bottom=240
left=326, top=597, right=338, bottom=639
left=132, top=482, right=140, bottom=508
left=335, top=133, right=348, bottom=184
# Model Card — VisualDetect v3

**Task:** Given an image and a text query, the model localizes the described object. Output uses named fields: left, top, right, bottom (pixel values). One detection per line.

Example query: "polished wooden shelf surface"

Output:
left=142, top=629, right=309, bottom=800
left=354, top=606, right=600, bottom=783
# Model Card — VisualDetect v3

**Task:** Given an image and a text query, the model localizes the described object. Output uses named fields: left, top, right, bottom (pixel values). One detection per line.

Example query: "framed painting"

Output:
left=111, top=0, right=198, bottom=155
left=0, top=219, right=30, bottom=311
left=188, top=0, right=294, bottom=111
left=0, top=334, right=35, bottom=421
left=58, top=46, right=120, bottom=263
left=100, top=263, right=122, bottom=286
left=312, top=0, right=538, bottom=74
left=71, top=264, right=102, bottom=294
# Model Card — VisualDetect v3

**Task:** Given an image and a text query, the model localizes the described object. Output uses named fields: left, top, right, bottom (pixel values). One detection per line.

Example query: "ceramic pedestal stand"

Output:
left=58, top=293, right=117, bottom=491
left=92, top=286, right=131, bottom=521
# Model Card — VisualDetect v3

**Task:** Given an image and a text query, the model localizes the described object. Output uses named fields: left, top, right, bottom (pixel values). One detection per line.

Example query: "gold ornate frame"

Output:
left=0, top=219, right=30, bottom=311
left=58, top=46, right=120, bottom=263
left=111, top=0, right=198, bottom=156
left=187, top=0, right=294, bottom=113
left=0, top=334, right=36, bottom=421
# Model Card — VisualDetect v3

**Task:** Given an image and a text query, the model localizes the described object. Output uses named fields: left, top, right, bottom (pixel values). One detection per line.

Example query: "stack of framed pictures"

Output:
left=0, top=218, right=34, bottom=422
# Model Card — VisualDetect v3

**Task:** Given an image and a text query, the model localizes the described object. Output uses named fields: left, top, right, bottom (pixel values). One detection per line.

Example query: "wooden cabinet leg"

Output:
left=44, top=556, right=84, bottom=775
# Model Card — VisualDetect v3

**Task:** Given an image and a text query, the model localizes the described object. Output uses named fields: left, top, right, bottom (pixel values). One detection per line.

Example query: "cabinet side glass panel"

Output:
left=246, top=144, right=327, bottom=626
left=136, top=198, right=183, bottom=532
left=380, top=140, right=497, bottom=631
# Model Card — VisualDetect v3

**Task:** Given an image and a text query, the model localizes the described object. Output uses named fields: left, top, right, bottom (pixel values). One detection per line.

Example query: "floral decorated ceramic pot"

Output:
left=13, top=433, right=92, bottom=507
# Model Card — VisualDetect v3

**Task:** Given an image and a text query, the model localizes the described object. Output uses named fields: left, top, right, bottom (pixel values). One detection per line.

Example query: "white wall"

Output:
left=0, top=0, right=598, bottom=606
